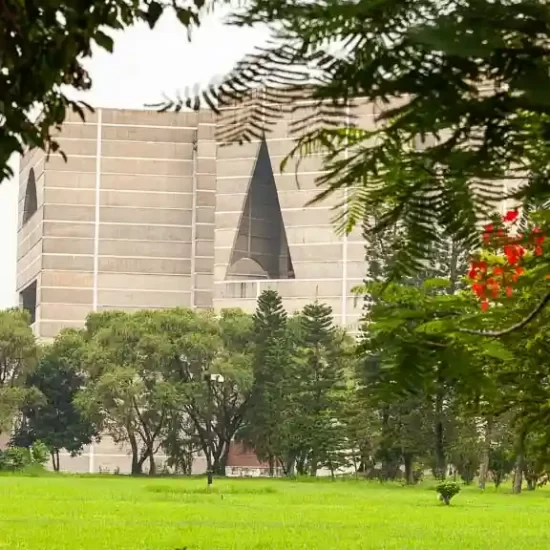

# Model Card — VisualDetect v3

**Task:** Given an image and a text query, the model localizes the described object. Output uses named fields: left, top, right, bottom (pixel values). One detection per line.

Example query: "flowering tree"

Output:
left=464, top=209, right=550, bottom=336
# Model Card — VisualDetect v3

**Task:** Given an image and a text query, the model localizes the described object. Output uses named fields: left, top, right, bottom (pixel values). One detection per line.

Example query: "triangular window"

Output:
left=226, top=140, right=295, bottom=280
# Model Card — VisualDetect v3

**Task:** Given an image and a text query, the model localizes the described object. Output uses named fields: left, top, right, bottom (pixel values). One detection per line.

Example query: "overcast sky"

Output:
left=0, top=10, right=266, bottom=309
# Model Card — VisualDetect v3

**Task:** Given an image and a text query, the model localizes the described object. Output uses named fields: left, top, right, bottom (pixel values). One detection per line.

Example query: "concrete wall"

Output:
left=17, top=108, right=217, bottom=339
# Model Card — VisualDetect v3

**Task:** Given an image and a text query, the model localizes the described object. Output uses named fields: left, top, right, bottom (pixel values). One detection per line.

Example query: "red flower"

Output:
left=493, top=266, right=504, bottom=276
left=472, top=282, right=486, bottom=298
left=506, top=286, right=513, bottom=297
left=504, top=244, right=525, bottom=265
left=515, top=266, right=525, bottom=276
left=481, top=300, right=489, bottom=311
left=504, top=244, right=519, bottom=265
left=503, top=210, right=519, bottom=222
left=535, top=245, right=543, bottom=256
left=484, top=224, right=494, bottom=233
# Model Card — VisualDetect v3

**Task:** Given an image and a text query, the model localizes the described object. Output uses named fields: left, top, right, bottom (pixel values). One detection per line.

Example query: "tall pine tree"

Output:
left=297, top=302, right=347, bottom=477
left=245, top=290, right=290, bottom=475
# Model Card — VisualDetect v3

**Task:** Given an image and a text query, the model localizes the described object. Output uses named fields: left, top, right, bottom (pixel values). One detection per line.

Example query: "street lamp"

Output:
left=204, top=373, right=224, bottom=487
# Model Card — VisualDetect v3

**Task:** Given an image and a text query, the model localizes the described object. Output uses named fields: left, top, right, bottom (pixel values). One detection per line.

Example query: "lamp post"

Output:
left=204, top=373, right=224, bottom=487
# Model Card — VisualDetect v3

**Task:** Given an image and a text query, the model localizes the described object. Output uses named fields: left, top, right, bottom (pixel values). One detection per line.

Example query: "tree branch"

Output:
left=459, top=291, right=550, bottom=336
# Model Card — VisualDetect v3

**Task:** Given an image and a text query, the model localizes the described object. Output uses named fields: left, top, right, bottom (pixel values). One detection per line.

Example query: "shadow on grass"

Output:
left=146, top=484, right=278, bottom=495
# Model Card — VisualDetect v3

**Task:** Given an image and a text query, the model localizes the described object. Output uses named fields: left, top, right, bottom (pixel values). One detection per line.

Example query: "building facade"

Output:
left=16, top=101, right=372, bottom=472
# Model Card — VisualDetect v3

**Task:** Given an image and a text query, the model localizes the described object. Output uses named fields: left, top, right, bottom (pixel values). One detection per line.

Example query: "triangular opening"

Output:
left=226, top=140, right=295, bottom=280
left=23, top=168, right=38, bottom=225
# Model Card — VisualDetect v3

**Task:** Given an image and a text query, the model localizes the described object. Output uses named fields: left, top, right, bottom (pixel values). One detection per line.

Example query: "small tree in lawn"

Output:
left=436, top=481, right=461, bottom=505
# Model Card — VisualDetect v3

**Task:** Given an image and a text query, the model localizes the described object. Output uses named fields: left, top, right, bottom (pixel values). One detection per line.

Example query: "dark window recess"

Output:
left=20, top=280, right=37, bottom=324
left=22, top=168, right=38, bottom=225
left=226, top=139, right=295, bottom=281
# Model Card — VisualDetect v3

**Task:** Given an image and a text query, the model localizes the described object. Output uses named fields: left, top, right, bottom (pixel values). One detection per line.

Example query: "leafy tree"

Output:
left=161, top=308, right=255, bottom=475
left=0, top=309, right=38, bottom=433
left=76, top=310, right=187, bottom=475
left=13, top=330, right=98, bottom=471
left=0, top=0, right=212, bottom=181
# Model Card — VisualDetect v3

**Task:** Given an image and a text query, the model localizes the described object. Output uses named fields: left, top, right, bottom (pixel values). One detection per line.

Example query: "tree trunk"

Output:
left=268, top=455, right=275, bottom=477
left=148, top=450, right=156, bottom=476
left=50, top=449, right=60, bottom=472
left=404, top=452, right=414, bottom=485
left=296, top=453, right=307, bottom=475
left=285, top=456, right=296, bottom=477
left=478, top=417, right=492, bottom=490
left=212, top=439, right=231, bottom=475
left=129, top=433, right=142, bottom=475
left=513, top=453, right=524, bottom=494
left=310, top=449, right=318, bottom=477
left=433, top=385, right=446, bottom=480
left=513, top=430, right=526, bottom=494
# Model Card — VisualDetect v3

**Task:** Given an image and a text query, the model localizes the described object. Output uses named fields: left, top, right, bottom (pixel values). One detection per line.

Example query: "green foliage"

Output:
left=293, top=303, right=349, bottom=476
left=0, top=0, right=213, bottom=181
left=436, top=481, right=461, bottom=505
left=13, top=331, right=98, bottom=471
left=243, top=290, right=291, bottom=473
left=0, top=441, right=48, bottom=472
left=74, top=307, right=255, bottom=475
left=0, top=308, right=38, bottom=432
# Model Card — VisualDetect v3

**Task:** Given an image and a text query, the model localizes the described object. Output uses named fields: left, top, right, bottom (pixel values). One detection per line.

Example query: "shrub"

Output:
left=436, top=480, right=461, bottom=505
left=0, top=446, right=31, bottom=471
left=0, top=441, right=49, bottom=472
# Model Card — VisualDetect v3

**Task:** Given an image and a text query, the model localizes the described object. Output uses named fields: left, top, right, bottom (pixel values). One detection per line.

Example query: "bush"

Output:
left=0, top=441, right=49, bottom=472
left=0, top=446, right=31, bottom=471
left=436, top=480, right=461, bottom=505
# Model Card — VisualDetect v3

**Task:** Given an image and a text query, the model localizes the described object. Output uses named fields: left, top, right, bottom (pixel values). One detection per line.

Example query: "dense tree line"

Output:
left=0, top=298, right=352, bottom=476
left=0, top=260, right=548, bottom=490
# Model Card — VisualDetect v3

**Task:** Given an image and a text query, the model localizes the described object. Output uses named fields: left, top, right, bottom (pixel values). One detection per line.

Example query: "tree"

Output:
left=181, top=0, right=550, bottom=280
left=161, top=307, right=255, bottom=475
left=76, top=310, right=187, bottom=475
left=294, top=302, right=348, bottom=477
left=0, top=0, right=212, bottom=181
left=13, top=330, right=98, bottom=472
left=244, top=290, right=291, bottom=475
left=0, top=309, right=38, bottom=433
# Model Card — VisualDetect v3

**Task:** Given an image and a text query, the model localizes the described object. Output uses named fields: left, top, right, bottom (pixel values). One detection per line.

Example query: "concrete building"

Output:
left=16, top=100, right=370, bottom=472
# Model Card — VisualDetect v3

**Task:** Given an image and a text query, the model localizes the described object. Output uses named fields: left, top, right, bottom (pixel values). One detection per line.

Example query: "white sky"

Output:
left=0, top=10, right=266, bottom=309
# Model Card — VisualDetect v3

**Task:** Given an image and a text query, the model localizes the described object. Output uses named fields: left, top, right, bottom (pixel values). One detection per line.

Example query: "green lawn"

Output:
left=0, top=475, right=548, bottom=549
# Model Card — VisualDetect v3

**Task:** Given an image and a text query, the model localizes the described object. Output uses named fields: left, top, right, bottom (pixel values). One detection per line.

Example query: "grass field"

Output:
left=0, top=475, right=549, bottom=549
